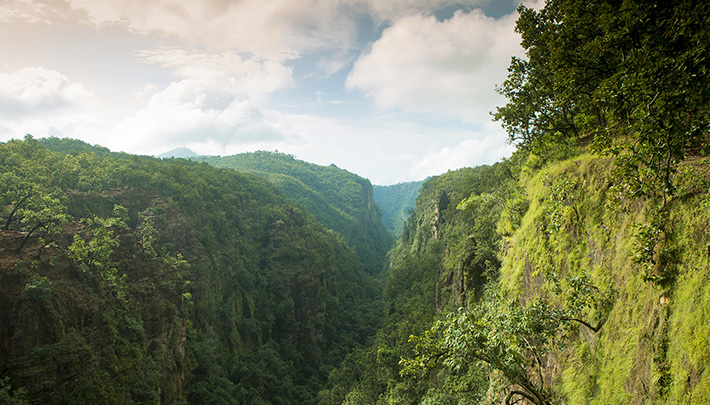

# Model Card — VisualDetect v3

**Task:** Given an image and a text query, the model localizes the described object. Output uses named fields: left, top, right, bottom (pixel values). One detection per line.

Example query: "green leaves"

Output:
left=68, top=214, right=124, bottom=300
left=496, top=0, right=710, bottom=201
left=398, top=267, right=614, bottom=404
left=541, top=173, right=582, bottom=234
left=0, top=376, right=28, bottom=405
left=23, top=275, right=53, bottom=300
left=402, top=291, right=559, bottom=404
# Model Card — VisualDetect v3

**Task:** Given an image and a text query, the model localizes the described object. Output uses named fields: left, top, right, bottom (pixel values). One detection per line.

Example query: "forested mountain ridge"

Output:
left=0, top=137, right=381, bottom=404
left=193, top=152, right=394, bottom=275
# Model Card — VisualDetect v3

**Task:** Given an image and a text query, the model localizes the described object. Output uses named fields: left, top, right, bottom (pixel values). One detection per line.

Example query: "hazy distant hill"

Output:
left=373, top=180, right=424, bottom=236
left=157, top=147, right=197, bottom=159
left=194, top=151, right=394, bottom=275
left=39, top=136, right=112, bottom=155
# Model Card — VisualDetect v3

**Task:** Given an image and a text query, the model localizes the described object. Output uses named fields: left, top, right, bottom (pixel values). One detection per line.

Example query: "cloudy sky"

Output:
left=0, top=0, right=537, bottom=184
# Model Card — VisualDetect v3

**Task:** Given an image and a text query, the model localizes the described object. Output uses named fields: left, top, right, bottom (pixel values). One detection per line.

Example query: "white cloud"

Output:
left=112, top=81, right=290, bottom=154
left=0, top=67, right=94, bottom=117
left=0, top=68, right=110, bottom=144
left=346, top=9, right=523, bottom=122
left=64, top=0, right=360, bottom=61
left=109, top=49, right=297, bottom=154
left=357, top=0, right=484, bottom=21
left=48, top=1, right=490, bottom=61
left=0, top=0, right=80, bottom=24
left=411, top=128, right=515, bottom=180
left=137, top=49, right=294, bottom=100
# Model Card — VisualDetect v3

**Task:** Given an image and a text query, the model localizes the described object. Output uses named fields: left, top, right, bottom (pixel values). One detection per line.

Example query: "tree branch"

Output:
left=15, top=220, right=49, bottom=252
left=506, top=389, right=544, bottom=405
left=561, top=316, right=599, bottom=333
left=5, top=192, right=31, bottom=230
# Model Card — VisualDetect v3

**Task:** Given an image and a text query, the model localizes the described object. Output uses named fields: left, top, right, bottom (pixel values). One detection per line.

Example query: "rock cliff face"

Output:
left=390, top=166, right=502, bottom=313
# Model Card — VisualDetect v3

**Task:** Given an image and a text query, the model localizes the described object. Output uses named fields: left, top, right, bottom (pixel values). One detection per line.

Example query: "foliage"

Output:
left=0, top=137, right=381, bottom=404
left=22, top=275, right=53, bottom=300
left=68, top=216, right=120, bottom=273
left=0, top=377, right=28, bottom=405
left=0, top=137, right=69, bottom=252
left=495, top=0, right=710, bottom=201
left=399, top=268, right=613, bottom=405
left=68, top=213, right=125, bottom=298
left=38, top=136, right=112, bottom=155
left=541, top=173, right=581, bottom=232
left=401, top=291, right=560, bottom=405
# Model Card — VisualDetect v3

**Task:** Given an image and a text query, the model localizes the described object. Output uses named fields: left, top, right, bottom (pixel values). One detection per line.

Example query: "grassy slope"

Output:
left=499, top=153, right=710, bottom=403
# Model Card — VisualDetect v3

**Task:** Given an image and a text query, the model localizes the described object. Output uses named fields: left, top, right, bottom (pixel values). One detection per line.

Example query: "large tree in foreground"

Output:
left=495, top=0, right=710, bottom=200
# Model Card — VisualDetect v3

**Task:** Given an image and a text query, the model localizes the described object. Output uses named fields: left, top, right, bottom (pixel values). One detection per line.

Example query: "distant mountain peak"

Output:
left=157, top=147, right=197, bottom=159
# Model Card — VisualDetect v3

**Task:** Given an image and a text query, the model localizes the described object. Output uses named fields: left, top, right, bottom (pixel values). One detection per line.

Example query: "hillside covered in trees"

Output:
left=373, top=181, right=424, bottom=236
left=0, top=137, right=382, bottom=404
left=193, top=152, right=394, bottom=275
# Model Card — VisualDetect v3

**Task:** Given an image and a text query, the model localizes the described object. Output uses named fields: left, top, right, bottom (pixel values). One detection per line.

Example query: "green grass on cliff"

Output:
left=499, top=153, right=710, bottom=403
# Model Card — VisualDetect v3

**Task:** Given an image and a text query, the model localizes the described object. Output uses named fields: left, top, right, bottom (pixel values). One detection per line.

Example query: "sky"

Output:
left=0, top=0, right=539, bottom=185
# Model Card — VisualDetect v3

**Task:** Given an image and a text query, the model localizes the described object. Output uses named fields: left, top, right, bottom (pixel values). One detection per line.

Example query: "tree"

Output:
left=68, top=208, right=126, bottom=293
left=495, top=0, right=710, bottom=200
left=400, top=270, right=613, bottom=405
left=13, top=192, right=68, bottom=252
left=0, top=136, right=69, bottom=252
left=494, top=0, right=616, bottom=155
left=401, top=292, right=558, bottom=405
left=0, top=174, right=68, bottom=252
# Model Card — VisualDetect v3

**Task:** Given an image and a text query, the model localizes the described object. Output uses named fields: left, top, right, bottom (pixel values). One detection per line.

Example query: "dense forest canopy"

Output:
left=0, top=136, right=381, bottom=404
left=193, top=152, right=394, bottom=275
